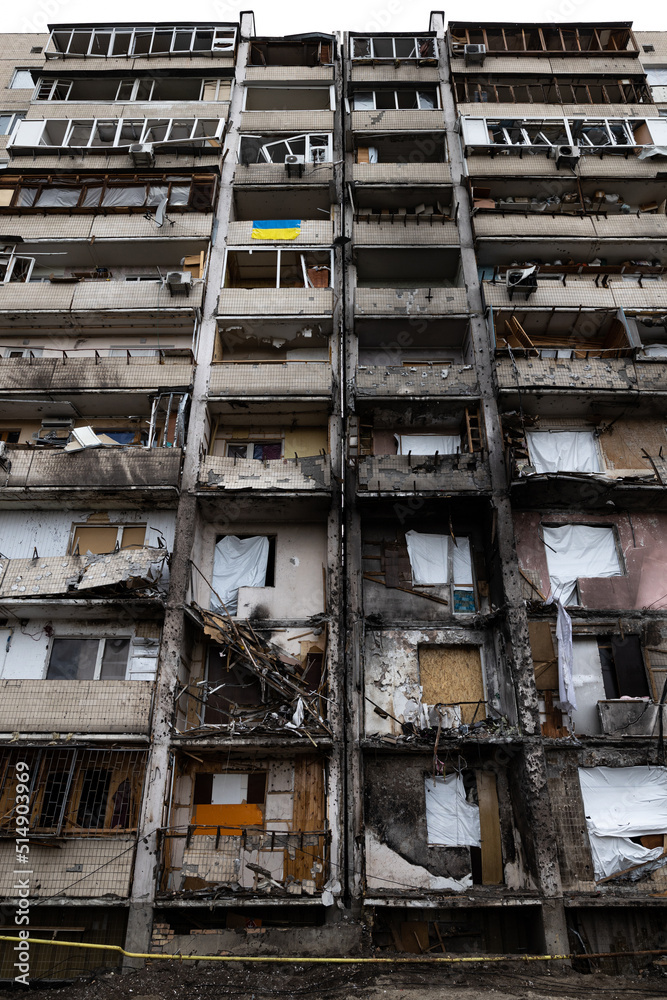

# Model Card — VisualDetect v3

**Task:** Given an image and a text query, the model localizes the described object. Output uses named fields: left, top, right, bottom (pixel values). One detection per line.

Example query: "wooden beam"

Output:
left=476, top=770, right=503, bottom=885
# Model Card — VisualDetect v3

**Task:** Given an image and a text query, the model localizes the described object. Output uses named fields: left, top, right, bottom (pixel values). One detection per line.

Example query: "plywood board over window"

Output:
left=419, top=645, right=485, bottom=724
left=284, top=755, right=325, bottom=887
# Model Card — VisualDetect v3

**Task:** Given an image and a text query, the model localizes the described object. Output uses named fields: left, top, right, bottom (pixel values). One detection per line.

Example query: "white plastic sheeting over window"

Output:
left=578, top=766, right=667, bottom=879
left=527, top=431, right=600, bottom=474
left=542, top=524, right=622, bottom=605
left=211, top=535, right=269, bottom=615
left=424, top=773, right=481, bottom=847
left=396, top=434, right=460, bottom=456
left=405, top=531, right=473, bottom=586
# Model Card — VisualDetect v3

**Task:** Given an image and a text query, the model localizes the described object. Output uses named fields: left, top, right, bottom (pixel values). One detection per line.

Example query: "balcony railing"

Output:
left=0, top=679, right=153, bottom=733
left=209, top=361, right=332, bottom=396
left=355, top=287, right=468, bottom=315
left=0, top=281, right=204, bottom=315
left=199, top=454, right=331, bottom=491
left=495, top=356, right=667, bottom=393
left=0, top=354, right=193, bottom=392
left=355, top=364, right=479, bottom=397
left=356, top=453, right=490, bottom=493
left=0, top=447, right=182, bottom=495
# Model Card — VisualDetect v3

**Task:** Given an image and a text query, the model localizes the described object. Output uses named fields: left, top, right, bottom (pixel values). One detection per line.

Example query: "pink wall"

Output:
left=513, top=511, right=667, bottom=610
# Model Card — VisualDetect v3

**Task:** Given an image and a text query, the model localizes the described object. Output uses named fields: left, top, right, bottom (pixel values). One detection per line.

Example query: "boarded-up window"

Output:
left=71, top=523, right=146, bottom=555
left=191, top=770, right=266, bottom=834
left=419, top=645, right=485, bottom=723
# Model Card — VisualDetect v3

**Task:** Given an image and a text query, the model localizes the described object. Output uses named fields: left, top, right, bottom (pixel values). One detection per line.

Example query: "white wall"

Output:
left=0, top=620, right=159, bottom=681
left=0, top=509, right=176, bottom=558
left=571, top=638, right=606, bottom=736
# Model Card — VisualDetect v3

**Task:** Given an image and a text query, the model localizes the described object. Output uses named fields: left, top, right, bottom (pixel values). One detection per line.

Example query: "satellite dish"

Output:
left=155, top=197, right=169, bottom=228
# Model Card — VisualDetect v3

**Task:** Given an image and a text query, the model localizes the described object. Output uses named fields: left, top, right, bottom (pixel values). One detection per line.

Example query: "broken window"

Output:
left=239, top=133, right=332, bottom=165
left=47, top=26, right=236, bottom=58
left=0, top=254, right=34, bottom=283
left=542, top=524, right=622, bottom=605
left=46, top=637, right=131, bottom=681
left=597, top=635, right=650, bottom=699
left=578, top=766, right=667, bottom=879
left=10, top=118, right=224, bottom=151
left=249, top=39, right=333, bottom=67
left=1, top=174, right=217, bottom=213
left=10, top=69, right=34, bottom=89
left=425, top=773, right=481, bottom=846
left=526, top=431, right=600, bottom=474
left=223, top=250, right=333, bottom=289
left=352, top=89, right=439, bottom=111
left=0, top=112, right=25, bottom=137
left=211, top=535, right=272, bottom=615
left=225, top=441, right=283, bottom=460
left=244, top=87, right=333, bottom=111
left=351, top=36, right=437, bottom=60
left=70, top=523, right=146, bottom=555
left=192, top=770, right=267, bottom=833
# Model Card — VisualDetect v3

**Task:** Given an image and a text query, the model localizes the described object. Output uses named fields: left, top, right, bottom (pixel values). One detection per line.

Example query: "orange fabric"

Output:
left=191, top=803, right=263, bottom=835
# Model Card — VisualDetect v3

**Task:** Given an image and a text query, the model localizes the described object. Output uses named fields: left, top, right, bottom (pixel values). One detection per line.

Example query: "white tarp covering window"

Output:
left=211, top=535, right=269, bottom=614
left=396, top=434, right=460, bottom=456
left=406, top=530, right=449, bottom=584
left=542, top=524, right=622, bottom=606
left=647, top=69, right=667, bottom=85
left=211, top=773, right=248, bottom=804
left=527, top=431, right=600, bottom=474
left=425, top=774, right=481, bottom=847
left=405, top=531, right=472, bottom=586
left=578, top=766, right=667, bottom=879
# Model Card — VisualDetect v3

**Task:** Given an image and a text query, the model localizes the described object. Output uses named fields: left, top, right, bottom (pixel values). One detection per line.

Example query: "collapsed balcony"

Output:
left=160, top=753, right=330, bottom=901
left=351, top=402, right=488, bottom=494
left=175, top=606, right=329, bottom=738
left=355, top=318, right=479, bottom=398
left=210, top=320, right=332, bottom=398
left=502, top=410, right=667, bottom=506
left=0, top=746, right=147, bottom=900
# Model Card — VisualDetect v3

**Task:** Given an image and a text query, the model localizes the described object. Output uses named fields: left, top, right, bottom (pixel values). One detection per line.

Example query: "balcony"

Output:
left=209, top=361, right=332, bottom=398
left=199, top=454, right=331, bottom=492
left=483, top=278, right=667, bottom=311
left=355, top=364, right=478, bottom=397
left=356, top=453, right=490, bottom=494
left=0, top=546, right=169, bottom=600
left=353, top=219, right=458, bottom=245
left=0, top=447, right=182, bottom=504
left=9, top=117, right=225, bottom=155
left=351, top=110, right=443, bottom=131
left=0, top=679, right=152, bottom=734
left=473, top=214, right=667, bottom=241
left=0, top=280, right=204, bottom=324
left=496, top=357, right=667, bottom=393
left=0, top=355, right=193, bottom=394
left=449, top=23, right=640, bottom=57
left=355, top=287, right=469, bottom=316
left=240, top=111, right=334, bottom=132
left=460, top=115, right=667, bottom=157
left=245, top=66, right=333, bottom=83
left=217, top=288, right=333, bottom=317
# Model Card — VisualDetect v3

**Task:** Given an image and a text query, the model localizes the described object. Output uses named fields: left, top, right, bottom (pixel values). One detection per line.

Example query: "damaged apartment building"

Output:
left=0, top=10, right=667, bottom=982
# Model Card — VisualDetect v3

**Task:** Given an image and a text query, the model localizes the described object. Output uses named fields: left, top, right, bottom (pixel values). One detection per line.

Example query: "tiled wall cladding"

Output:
left=466, top=157, right=666, bottom=179
left=245, top=66, right=334, bottom=82
left=354, top=288, right=468, bottom=315
left=0, top=679, right=152, bottom=733
left=200, top=454, right=331, bottom=491
left=0, top=215, right=213, bottom=241
left=2, top=449, right=182, bottom=490
left=0, top=282, right=204, bottom=314
left=239, top=112, right=334, bottom=132
left=7, top=153, right=222, bottom=172
left=217, top=288, right=333, bottom=316
left=457, top=102, right=658, bottom=118
left=496, top=357, right=667, bottom=392
left=234, top=164, right=334, bottom=185
left=350, top=65, right=440, bottom=83
left=351, top=110, right=444, bottom=130
left=484, top=282, right=667, bottom=311
left=352, top=221, right=459, bottom=245
left=355, top=364, right=479, bottom=396
left=356, top=454, right=491, bottom=493
left=450, top=56, right=642, bottom=75
left=352, top=164, right=451, bottom=184
left=0, top=838, right=136, bottom=898
left=0, top=358, right=193, bottom=392
left=208, top=361, right=332, bottom=396
left=25, top=103, right=229, bottom=120
left=227, top=220, right=333, bottom=245
left=474, top=215, right=667, bottom=239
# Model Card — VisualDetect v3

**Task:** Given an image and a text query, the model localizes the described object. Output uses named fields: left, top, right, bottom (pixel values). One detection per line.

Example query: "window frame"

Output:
left=45, top=635, right=132, bottom=681
left=46, top=26, right=237, bottom=59
left=0, top=112, right=26, bottom=137
left=351, top=35, right=438, bottom=61
left=352, top=88, right=441, bottom=111
left=9, top=69, right=34, bottom=90
left=9, top=116, right=225, bottom=151
left=68, top=522, right=147, bottom=555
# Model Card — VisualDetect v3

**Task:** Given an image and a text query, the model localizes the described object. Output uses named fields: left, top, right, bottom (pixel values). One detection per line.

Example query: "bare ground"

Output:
left=1, top=962, right=667, bottom=999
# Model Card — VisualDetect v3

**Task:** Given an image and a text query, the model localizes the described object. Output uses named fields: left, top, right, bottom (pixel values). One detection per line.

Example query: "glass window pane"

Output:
left=11, top=70, right=34, bottom=89
left=116, top=81, right=134, bottom=101
left=111, top=31, right=132, bottom=56
left=173, top=30, right=194, bottom=51
left=47, top=638, right=99, bottom=679
left=417, top=90, right=436, bottom=109
left=100, top=637, right=131, bottom=679
left=395, top=38, right=417, bottom=58
left=353, top=92, right=375, bottom=110
left=135, top=80, right=153, bottom=100
left=372, top=38, right=393, bottom=58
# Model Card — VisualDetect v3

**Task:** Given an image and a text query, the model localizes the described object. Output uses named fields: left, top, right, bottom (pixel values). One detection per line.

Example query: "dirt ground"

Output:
left=1, top=962, right=667, bottom=999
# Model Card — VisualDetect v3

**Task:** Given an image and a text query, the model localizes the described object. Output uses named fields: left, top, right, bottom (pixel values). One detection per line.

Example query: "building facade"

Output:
left=0, top=13, right=666, bottom=979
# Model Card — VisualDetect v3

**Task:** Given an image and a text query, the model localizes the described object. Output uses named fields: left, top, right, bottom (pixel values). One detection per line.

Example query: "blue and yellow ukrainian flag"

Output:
left=251, top=219, right=301, bottom=240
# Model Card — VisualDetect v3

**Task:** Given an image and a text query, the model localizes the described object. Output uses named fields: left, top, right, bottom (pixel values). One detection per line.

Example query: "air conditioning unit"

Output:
left=40, top=419, right=74, bottom=429
left=464, top=43, right=486, bottom=65
left=550, top=144, right=580, bottom=169
left=129, top=143, right=155, bottom=167
left=506, top=266, right=538, bottom=300
left=285, top=154, right=305, bottom=165
left=165, top=271, right=192, bottom=296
